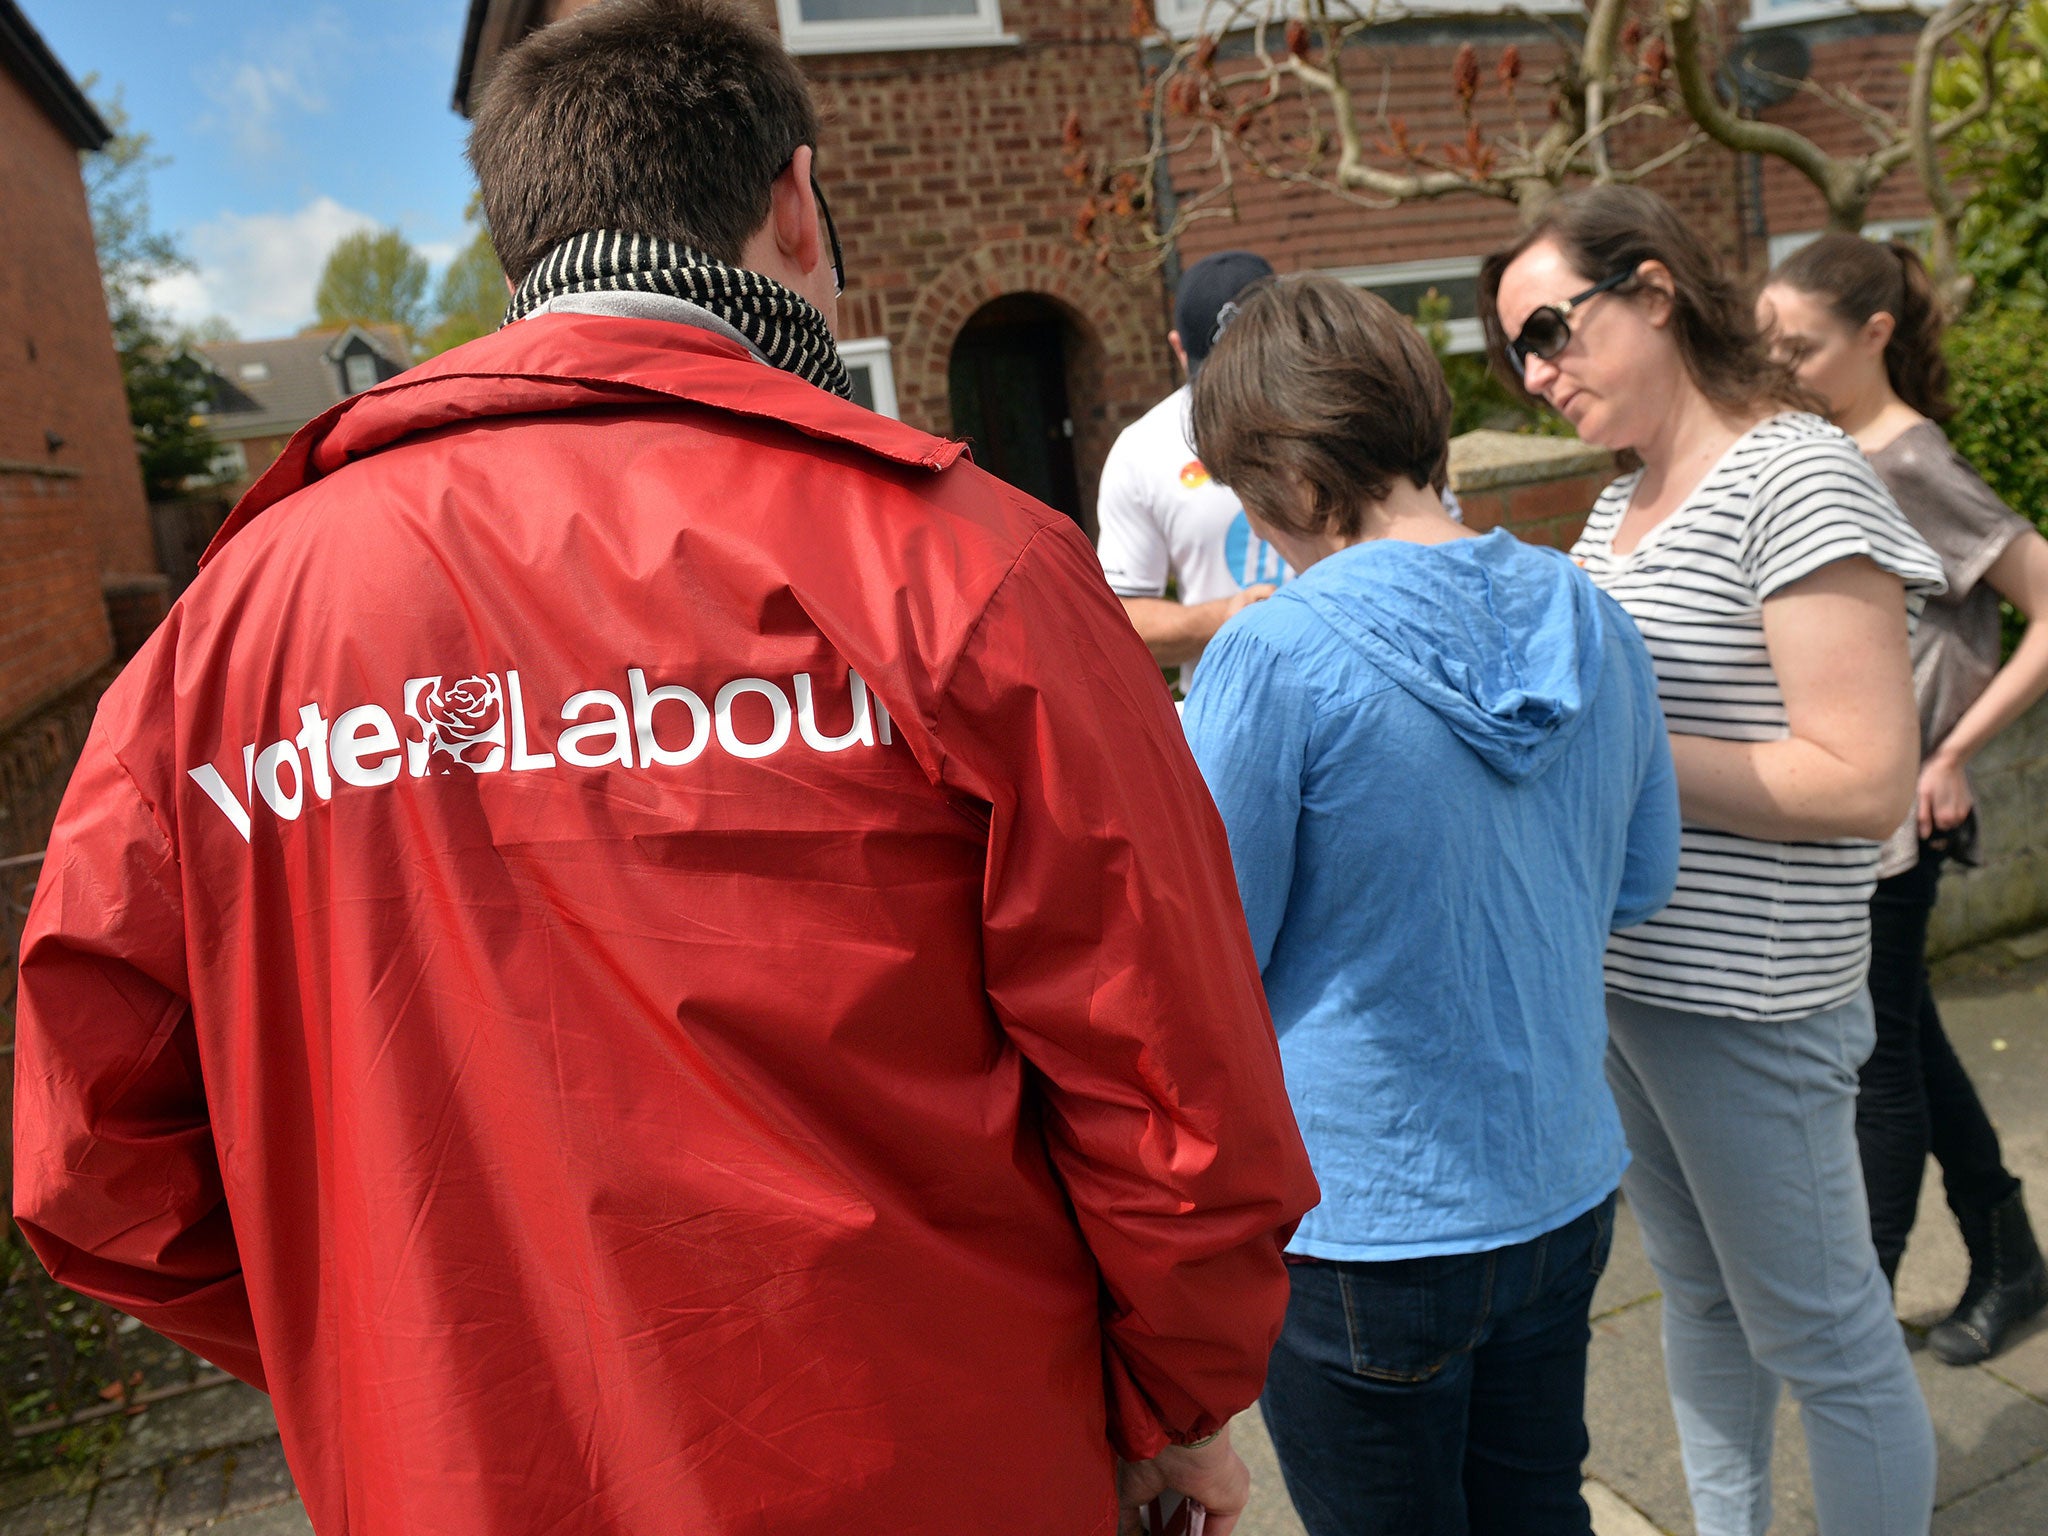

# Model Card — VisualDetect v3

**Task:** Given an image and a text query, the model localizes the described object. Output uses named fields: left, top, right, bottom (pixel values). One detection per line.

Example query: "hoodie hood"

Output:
left=1292, top=530, right=1609, bottom=783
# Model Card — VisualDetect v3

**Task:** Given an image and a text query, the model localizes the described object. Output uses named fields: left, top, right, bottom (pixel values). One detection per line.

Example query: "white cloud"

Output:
left=195, top=10, right=349, bottom=160
left=150, top=196, right=378, bottom=338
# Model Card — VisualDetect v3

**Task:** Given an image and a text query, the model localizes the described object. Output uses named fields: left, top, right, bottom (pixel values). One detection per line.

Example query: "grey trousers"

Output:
left=1606, top=989, right=1936, bottom=1536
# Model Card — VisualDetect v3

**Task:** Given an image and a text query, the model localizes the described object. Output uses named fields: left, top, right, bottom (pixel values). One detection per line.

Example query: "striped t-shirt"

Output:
left=1573, top=414, right=1945, bottom=1022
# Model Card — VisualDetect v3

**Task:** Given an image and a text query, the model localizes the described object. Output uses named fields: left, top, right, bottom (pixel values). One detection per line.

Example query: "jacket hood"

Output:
left=1294, top=530, right=1609, bottom=783
left=201, top=314, right=965, bottom=568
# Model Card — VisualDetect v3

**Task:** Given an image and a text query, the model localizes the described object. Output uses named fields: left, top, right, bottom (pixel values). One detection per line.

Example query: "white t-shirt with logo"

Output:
left=1096, top=386, right=1293, bottom=611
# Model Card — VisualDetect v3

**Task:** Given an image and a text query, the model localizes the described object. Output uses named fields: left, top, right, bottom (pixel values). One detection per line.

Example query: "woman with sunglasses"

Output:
left=1759, top=235, right=2048, bottom=1364
left=1481, top=186, right=1944, bottom=1536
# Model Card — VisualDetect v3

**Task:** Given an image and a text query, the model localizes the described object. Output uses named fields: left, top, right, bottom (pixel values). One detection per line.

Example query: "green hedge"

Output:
left=1946, top=304, right=2048, bottom=533
left=1945, top=303, right=2048, bottom=651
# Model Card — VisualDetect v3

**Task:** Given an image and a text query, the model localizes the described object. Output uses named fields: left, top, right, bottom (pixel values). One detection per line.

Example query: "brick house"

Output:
left=184, top=324, right=413, bottom=495
left=452, top=0, right=1935, bottom=531
left=0, top=0, right=163, bottom=856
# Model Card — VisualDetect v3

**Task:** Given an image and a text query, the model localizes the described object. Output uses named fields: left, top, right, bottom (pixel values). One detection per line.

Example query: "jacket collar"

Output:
left=202, top=315, right=964, bottom=568
left=525, top=289, right=771, bottom=363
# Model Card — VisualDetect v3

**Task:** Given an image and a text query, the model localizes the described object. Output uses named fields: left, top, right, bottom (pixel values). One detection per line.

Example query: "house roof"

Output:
left=190, top=326, right=413, bottom=440
left=452, top=0, right=548, bottom=117
left=1, top=0, right=112, bottom=150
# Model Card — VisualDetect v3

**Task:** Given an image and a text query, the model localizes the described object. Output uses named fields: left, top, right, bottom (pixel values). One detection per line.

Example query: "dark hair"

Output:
left=1191, top=274, right=1452, bottom=541
left=468, top=0, right=822, bottom=282
left=1768, top=233, right=1953, bottom=422
left=1477, top=185, right=1822, bottom=417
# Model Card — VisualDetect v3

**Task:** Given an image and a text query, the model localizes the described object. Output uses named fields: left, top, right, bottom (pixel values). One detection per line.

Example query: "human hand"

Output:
left=1917, top=753, right=1975, bottom=840
left=1224, top=584, right=1276, bottom=620
left=1116, top=1429, right=1250, bottom=1536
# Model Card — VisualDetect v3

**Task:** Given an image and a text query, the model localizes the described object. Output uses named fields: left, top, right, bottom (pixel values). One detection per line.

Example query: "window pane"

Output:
left=845, top=363, right=876, bottom=412
left=1365, top=275, right=1479, bottom=321
left=344, top=353, right=379, bottom=393
left=799, top=0, right=978, bottom=22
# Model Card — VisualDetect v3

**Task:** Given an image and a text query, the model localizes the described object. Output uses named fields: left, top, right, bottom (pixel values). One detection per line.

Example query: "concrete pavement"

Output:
left=1236, top=933, right=2048, bottom=1535
left=3, top=937, right=2043, bottom=1535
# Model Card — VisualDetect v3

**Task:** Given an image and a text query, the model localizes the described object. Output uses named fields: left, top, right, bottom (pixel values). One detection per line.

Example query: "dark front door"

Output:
left=947, top=299, right=1083, bottom=524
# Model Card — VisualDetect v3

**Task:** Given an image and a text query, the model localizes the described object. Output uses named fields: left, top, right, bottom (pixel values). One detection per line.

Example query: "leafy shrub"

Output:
left=1416, top=288, right=1553, bottom=437
left=1945, top=305, right=2048, bottom=535
left=1945, top=303, right=2048, bottom=652
left=1936, top=0, right=2048, bottom=312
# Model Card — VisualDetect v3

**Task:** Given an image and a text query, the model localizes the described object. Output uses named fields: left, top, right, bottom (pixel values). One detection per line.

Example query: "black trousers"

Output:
left=1857, top=842, right=2021, bottom=1272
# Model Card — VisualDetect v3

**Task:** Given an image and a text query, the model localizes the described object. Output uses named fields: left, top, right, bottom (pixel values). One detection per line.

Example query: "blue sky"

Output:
left=33, top=1, right=480, bottom=337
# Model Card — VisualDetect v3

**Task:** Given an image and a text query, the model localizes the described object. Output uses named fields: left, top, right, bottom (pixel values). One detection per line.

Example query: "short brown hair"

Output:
left=1477, top=185, right=1821, bottom=417
left=1190, top=274, right=1452, bottom=541
left=468, top=0, right=821, bottom=282
left=1769, top=233, right=1953, bottom=422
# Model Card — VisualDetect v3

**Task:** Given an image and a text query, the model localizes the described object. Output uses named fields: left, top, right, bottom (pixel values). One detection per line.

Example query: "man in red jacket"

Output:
left=11, top=2, right=1315, bottom=1532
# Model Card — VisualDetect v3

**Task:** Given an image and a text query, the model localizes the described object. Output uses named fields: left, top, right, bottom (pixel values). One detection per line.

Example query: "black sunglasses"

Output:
left=1509, top=265, right=1637, bottom=376
left=811, top=173, right=844, bottom=297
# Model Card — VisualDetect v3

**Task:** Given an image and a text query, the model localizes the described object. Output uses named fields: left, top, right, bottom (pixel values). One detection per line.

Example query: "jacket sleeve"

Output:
left=11, top=727, right=263, bottom=1388
left=1180, top=624, right=1312, bottom=971
left=1613, top=628, right=1682, bottom=932
left=933, top=517, right=1319, bottom=1462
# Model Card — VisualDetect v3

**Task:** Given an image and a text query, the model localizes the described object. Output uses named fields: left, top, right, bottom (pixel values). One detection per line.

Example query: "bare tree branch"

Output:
left=1666, top=0, right=1869, bottom=223
left=1664, top=0, right=2018, bottom=244
left=1913, top=0, right=2018, bottom=300
left=1074, top=0, right=1698, bottom=270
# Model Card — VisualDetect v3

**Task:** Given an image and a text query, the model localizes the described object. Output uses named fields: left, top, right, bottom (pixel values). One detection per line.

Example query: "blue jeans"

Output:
left=1260, top=1194, right=1617, bottom=1536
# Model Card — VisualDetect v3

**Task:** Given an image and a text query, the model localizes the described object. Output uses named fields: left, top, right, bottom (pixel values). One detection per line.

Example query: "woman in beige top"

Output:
left=1761, top=234, right=2048, bottom=1364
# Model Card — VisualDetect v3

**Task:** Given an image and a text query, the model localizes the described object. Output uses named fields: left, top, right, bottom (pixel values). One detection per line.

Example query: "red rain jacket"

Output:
left=13, top=315, right=1316, bottom=1535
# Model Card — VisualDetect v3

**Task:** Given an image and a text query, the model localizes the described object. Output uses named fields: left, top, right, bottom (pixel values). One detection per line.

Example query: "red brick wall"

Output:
left=0, top=68, right=156, bottom=724
left=1170, top=30, right=1571, bottom=273
left=0, top=69, right=156, bottom=589
left=0, top=469, right=112, bottom=727
left=220, top=431, right=295, bottom=499
left=1457, top=467, right=1611, bottom=551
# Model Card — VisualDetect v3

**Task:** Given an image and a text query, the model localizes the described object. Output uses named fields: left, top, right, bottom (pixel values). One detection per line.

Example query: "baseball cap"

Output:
left=1175, top=251, right=1275, bottom=372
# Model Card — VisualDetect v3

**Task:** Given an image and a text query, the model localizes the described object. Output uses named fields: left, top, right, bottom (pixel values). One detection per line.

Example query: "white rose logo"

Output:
left=404, top=674, right=507, bottom=773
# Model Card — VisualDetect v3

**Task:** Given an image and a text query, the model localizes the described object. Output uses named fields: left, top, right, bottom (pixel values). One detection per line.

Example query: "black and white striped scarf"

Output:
left=505, top=229, right=852, bottom=399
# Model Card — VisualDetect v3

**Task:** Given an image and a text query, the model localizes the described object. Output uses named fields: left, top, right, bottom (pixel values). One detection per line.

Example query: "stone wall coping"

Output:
left=0, top=459, right=85, bottom=480
left=1448, top=429, right=1615, bottom=493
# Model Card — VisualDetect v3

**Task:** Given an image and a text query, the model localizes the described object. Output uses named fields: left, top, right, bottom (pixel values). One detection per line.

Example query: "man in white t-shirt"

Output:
left=1096, top=252, right=1289, bottom=689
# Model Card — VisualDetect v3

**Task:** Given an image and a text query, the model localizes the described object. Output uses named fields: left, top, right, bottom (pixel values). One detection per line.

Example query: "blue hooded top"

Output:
left=1184, top=528, right=1678, bottom=1259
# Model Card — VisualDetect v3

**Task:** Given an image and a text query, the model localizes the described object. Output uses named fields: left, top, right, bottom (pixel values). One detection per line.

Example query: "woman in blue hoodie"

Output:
left=1182, top=274, right=1680, bottom=1536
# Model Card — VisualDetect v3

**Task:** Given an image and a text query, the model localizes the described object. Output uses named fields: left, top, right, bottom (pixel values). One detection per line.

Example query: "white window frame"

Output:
left=777, top=0, right=1014, bottom=56
left=1741, top=0, right=1936, bottom=30
left=1766, top=218, right=1931, bottom=269
left=1324, top=255, right=1487, bottom=355
left=343, top=352, right=380, bottom=395
left=839, top=336, right=901, bottom=418
left=1155, top=0, right=1577, bottom=42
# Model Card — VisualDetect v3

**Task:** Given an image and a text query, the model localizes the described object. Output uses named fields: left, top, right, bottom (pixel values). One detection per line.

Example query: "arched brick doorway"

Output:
left=899, top=241, right=1176, bottom=540
left=947, top=294, right=1088, bottom=528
